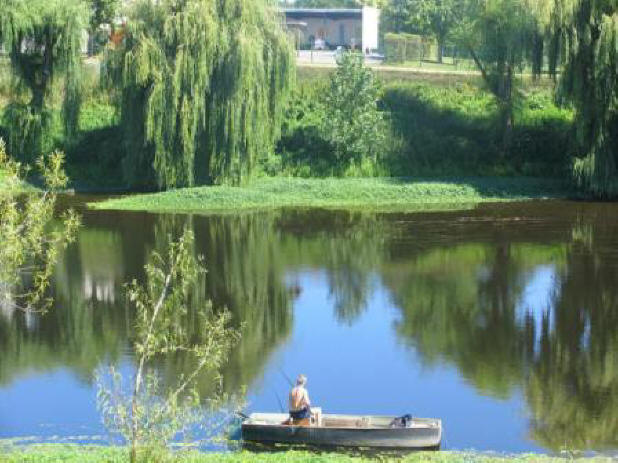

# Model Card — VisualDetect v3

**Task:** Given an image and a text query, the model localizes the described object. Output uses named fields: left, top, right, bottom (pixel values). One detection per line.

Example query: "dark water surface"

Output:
left=1, top=199, right=618, bottom=453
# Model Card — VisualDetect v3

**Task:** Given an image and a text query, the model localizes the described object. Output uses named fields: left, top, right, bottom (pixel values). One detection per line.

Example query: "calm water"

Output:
left=1, top=199, right=618, bottom=453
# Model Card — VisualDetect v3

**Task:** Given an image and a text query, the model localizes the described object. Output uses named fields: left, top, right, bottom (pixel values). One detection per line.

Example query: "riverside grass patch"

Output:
left=88, top=177, right=573, bottom=214
left=0, top=445, right=613, bottom=463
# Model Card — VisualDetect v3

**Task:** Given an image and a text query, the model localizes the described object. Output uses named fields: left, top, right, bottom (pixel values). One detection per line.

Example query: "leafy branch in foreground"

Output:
left=0, top=138, right=80, bottom=313
left=96, top=229, right=240, bottom=463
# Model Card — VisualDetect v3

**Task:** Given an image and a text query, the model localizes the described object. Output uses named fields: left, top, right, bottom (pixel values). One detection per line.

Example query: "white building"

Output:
left=283, top=7, right=380, bottom=52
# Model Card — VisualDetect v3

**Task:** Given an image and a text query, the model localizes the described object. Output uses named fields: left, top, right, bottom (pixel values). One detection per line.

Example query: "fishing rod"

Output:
left=278, top=368, right=294, bottom=387
left=273, top=389, right=285, bottom=413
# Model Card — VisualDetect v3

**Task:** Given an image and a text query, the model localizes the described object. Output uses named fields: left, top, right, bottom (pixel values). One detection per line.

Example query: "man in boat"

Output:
left=288, top=374, right=311, bottom=422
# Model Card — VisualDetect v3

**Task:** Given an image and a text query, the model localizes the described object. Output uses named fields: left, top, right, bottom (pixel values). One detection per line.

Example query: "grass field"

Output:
left=0, top=445, right=612, bottom=463
left=88, top=177, right=574, bottom=214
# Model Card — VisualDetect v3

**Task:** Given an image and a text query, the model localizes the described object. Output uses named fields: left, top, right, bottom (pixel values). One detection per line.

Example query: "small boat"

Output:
left=241, top=409, right=442, bottom=450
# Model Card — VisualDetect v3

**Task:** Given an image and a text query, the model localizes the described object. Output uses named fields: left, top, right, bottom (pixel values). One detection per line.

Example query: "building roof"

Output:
left=283, top=8, right=362, bottom=20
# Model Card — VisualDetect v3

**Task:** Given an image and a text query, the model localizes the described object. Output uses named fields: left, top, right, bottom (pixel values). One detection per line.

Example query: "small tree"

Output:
left=407, top=0, right=464, bottom=63
left=455, top=0, right=541, bottom=153
left=382, top=0, right=415, bottom=35
left=321, top=52, right=387, bottom=174
left=96, top=229, right=240, bottom=463
left=0, top=138, right=80, bottom=313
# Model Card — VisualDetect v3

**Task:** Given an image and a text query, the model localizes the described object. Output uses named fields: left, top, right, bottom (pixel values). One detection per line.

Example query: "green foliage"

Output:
left=285, top=0, right=361, bottom=6
left=540, top=0, right=618, bottom=197
left=106, top=0, right=294, bottom=189
left=89, top=0, right=120, bottom=31
left=96, top=229, right=240, bottom=460
left=321, top=53, right=388, bottom=174
left=383, top=33, right=433, bottom=63
left=0, top=138, right=80, bottom=313
left=382, top=81, right=574, bottom=176
left=89, top=176, right=572, bottom=213
left=277, top=75, right=574, bottom=179
left=381, top=0, right=415, bottom=34
left=0, top=0, right=89, bottom=161
left=383, top=0, right=463, bottom=62
left=0, top=446, right=597, bottom=463
left=272, top=81, right=332, bottom=176
left=276, top=54, right=390, bottom=177
left=454, top=0, right=543, bottom=150
left=411, top=0, right=463, bottom=57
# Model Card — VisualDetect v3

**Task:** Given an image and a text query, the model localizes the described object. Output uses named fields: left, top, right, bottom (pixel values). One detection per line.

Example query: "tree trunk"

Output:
left=500, top=63, right=514, bottom=156
left=437, top=38, right=444, bottom=64
left=131, top=397, right=138, bottom=463
left=500, top=101, right=514, bottom=156
left=468, top=46, right=516, bottom=156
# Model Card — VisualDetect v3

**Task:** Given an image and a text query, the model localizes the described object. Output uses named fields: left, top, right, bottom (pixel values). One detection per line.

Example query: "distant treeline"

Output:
left=0, top=64, right=575, bottom=189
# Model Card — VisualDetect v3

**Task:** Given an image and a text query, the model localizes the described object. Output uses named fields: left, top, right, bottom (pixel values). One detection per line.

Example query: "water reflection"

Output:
left=526, top=215, right=618, bottom=450
left=1, top=202, right=618, bottom=451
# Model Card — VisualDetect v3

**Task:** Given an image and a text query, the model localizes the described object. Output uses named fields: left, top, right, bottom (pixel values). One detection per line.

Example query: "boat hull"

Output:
left=241, top=414, right=442, bottom=449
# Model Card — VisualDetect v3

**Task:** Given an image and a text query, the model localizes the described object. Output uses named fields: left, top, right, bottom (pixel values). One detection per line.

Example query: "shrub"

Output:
left=384, top=33, right=436, bottom=63
left=276, top=53, right=392, bottom=177
left=321, top=53, right=389, bottom=173
left=381, top=81, right=575, bottom=177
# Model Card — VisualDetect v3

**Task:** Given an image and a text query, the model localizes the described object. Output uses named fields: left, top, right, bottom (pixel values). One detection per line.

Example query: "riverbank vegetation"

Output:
left=0, top=65, right=575, bottom=194
left=89, top=176, right=572, bottom=213
left=1, top=1, right=615, bottom=198
left=1, top=0, right=617, bottom=458
left=0, top=446, right=612, bottom=463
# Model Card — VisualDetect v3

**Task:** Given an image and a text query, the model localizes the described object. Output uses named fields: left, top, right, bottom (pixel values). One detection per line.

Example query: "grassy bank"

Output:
left=0, top=446, right=612, bottom=463
left=89, top=177, right=573, bottom=214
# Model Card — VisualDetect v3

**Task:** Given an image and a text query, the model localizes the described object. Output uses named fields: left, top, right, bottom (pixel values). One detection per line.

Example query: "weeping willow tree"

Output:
left=536, top=0, right=617, bottom=197
left=108, top=0, right=294, bottom=189
left=0, top=0, right=88, bottom=161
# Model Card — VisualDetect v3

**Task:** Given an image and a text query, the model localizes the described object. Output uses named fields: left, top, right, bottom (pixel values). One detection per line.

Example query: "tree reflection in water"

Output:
left=526, top=213, right=618, bottom=450
left=1, top=203, right=618, bottom=450
left=386, top=204, right=618, bottom=450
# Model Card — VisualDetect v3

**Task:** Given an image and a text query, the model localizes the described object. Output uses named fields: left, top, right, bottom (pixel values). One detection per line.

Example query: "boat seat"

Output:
left=282, top=417, right=310, bottom=426
left=323, top=417, right=370, bottom=428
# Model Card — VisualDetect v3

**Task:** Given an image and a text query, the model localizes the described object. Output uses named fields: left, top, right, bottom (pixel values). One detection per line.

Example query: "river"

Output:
left=1, top=198, right=617, bottom=454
